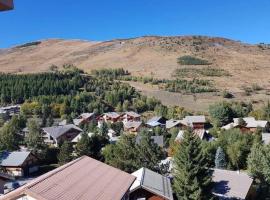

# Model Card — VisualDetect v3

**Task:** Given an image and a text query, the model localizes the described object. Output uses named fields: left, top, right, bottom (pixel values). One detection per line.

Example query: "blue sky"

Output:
left=1, top=0, right=270, bottom=48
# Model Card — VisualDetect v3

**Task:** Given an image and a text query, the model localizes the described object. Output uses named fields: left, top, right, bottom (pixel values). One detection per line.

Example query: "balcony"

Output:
left=0, top=0, right=14, bottom=11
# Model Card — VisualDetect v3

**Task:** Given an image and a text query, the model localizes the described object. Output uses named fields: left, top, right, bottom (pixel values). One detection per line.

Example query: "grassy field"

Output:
left=126, top=81, right=270, bottom=113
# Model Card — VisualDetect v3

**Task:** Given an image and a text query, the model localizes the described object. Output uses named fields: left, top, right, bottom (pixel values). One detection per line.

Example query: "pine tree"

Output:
left=247, top=142, right=265, bottom=181
left=25, top=119, right=47, bottom=159
left=75, top=132, right=91, bottom=157
left=99, top=122, right=109, bottom=138
left=173, top=131, right=213, bottom=200
left=58, top=141, right=73, bottom=165
left=136, top=130, right=164, bottom=171
left=47, top=115, right=54, bottom=126
left=215, top=147, right=227, bottom=169
left=103, top=134, right=138, bottom=173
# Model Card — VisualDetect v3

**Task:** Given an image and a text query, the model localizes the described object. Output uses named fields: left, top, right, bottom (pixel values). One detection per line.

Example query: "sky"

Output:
left=1, top=0, right=270, bottom=48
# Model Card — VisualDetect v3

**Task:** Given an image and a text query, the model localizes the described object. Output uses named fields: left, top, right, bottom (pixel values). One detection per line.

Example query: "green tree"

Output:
left=136, top=132, right=164, bottom=171
left=215, top=147, right=227, bottom=169
left=0, top=116, right=24, bottom=151
left=99, top=122, right=109, bottom=138
left=58, top=141, right=73, bottom=165
left=209, top=102, right=234, bottom=126
left=262, top=145, right=270, bottom=184
left=103, top=135, right=138, bottom=173
left=247, top=142, right=265, bottom=181
left=110, top=122, right=123, bottom=136
left=25, top=119, right=47, bottom=159
left=47, top=115, right=54, bottom=126
left=173, top=131, right=213, bottom=200
left=75, top=132, right=91, bottom=157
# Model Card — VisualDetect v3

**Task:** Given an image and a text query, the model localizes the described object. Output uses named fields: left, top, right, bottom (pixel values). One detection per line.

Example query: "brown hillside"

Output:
left=1, top=36, right=270, bottom=111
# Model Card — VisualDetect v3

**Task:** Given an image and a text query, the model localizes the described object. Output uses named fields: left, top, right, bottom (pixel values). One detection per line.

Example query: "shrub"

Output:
left=222, top=90, right=234, bottom=99
left=251, top=83, right=263, bottom=91
left=173, top=67, right=230, bottom=78
left=177, top=55, right=210, bottom=65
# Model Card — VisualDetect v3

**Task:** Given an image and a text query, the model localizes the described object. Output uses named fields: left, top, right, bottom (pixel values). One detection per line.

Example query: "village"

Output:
left=0, top=103, right=269, bottom=200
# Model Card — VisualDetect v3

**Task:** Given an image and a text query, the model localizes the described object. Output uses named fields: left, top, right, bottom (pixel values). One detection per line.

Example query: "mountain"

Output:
left=1, top=36, right=270, bottom=111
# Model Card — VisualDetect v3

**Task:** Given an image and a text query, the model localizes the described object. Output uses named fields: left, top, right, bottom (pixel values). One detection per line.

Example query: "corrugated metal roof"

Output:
left=130, top=167, right=173, bottom=200
left=43, top=124, right=82, bottom=139
left=0, top=151, right=31, bottom=167
left=2, top=156, right=136, bottom=200
left=212, top=169, right=253, bottom=199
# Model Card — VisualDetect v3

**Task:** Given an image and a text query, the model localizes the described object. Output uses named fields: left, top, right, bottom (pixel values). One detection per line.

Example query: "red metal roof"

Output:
left=1, top=156, right=136, bottom=200
left=0, top=0, right=14, bottom=11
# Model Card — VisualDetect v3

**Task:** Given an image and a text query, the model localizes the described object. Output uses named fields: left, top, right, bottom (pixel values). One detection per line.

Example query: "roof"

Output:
left=125, top=111, right=141, bottom=118
left=79, top=113, right=94, bottom=119
left=42, top=124, right=82, bottom=139
left=262, top=133, right=270, bottom=145
left=73, top=118, right=84, bottom=126
left=58, top=119, right=67, bottom=126
left=175, top=130, right=184, bottom=142
left=222, top=117, right=268, bottom=130
left=104, top=112, right=121, bottom=119
left=175, top=130, right=208, bottom=141
left=2, top=156, right=136, bottom=200
left=0, top=151, right=31, bottom=167
left=124, top=121, right=142, bottom=129
left=146, top=116, right=166, bottom=127
left=73, top=113, right=94, bottom=125
left=182, top=115, right=206, bottom=125
left=166, top=119, right=181, bottom=129
left=71, top=132, right=95, bottom=143
left=212, top=169, right=253, bottom=200
left=130, top=168, right=173, bottom=200
left=136, top=135, right=164, bottom=147
left=221, top=122, right=235, bottom=130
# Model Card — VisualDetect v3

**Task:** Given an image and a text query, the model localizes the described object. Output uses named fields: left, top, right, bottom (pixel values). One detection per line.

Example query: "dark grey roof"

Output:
left=42, top=124, right=82, bottom=139
left=146, top=116, right=167, bottom=127
left=136, top=135, right=164, bottom=147
left=130, top=167, right=173, bottom=200
left=212, top=169, right=253, bottom=200
left=0, top=151, right=31, bottom=167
